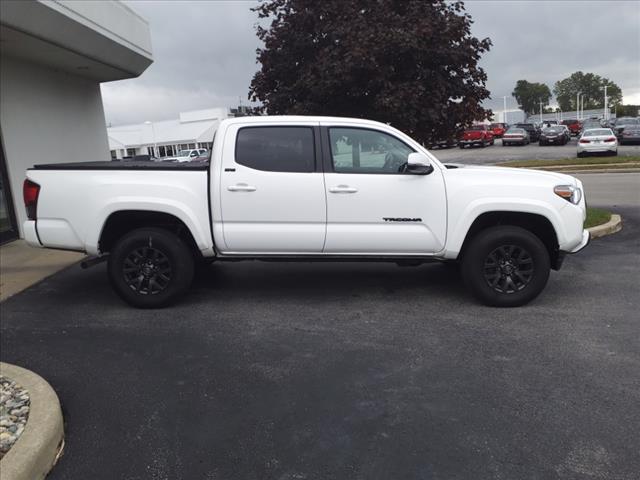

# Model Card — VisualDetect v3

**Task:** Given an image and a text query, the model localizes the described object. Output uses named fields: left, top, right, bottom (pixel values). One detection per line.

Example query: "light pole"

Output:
left=539, top=100, right=544, bottom=123
left=144, top=121, right=157, bottom=158
left=501, top=95, right=508, bottom=124
left=576, top=92, right=581, bottom=120
left=603, top=85, right=608, bottom=120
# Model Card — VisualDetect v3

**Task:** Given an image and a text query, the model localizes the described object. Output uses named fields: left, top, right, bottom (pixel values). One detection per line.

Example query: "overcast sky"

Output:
left=102, top=0, right=640, bottom=126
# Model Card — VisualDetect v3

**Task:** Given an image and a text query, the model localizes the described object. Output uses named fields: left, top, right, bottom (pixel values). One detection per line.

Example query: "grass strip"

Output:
left=498, top=155, right=640, bottom=168
left=585, top=207, right=612, bottom=229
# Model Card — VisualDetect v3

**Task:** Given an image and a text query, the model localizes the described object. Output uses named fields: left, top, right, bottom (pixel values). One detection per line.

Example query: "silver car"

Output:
left=577, top=128, right=618, bottom=157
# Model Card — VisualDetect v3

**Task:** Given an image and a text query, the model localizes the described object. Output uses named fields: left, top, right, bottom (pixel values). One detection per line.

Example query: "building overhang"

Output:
left=0, top=0, right=153, bottom=81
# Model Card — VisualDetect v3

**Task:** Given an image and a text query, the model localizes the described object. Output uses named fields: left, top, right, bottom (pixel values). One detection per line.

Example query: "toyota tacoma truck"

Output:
left=22, top=116, right=589, bottom=308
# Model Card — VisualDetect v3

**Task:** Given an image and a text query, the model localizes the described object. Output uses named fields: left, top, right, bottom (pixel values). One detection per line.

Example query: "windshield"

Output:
left=177, top=150, right=192, bottom=156
left=543, top=127, right=563, bottom=133
left=506, top=128, right=524, bottom=134
left=469, top=125, right=485, bottom=131
left=584, top=129, right=613, bottom=137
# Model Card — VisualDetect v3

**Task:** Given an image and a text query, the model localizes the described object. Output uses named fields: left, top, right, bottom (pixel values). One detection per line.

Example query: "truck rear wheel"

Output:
left=108, top=228, right=194, bottom=308
left=461, top=226, right=550, bottom=307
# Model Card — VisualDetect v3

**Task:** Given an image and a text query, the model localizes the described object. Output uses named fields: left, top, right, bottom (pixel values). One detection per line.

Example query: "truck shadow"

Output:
left=191, top=261, right=468, bottom=303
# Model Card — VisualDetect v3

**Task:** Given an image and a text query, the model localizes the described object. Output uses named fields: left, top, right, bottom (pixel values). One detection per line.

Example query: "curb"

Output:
left=0, top=363, right=64, bottom=480
left=588, top=214, right=622, bottom=239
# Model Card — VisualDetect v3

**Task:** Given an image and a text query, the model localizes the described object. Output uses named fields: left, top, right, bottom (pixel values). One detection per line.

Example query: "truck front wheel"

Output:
left=461, top=226, right=550, bottom=307
left=108, top=228, right=194, bottom=308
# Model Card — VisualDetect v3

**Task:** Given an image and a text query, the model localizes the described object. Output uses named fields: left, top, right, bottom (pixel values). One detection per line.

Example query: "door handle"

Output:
left=329, top=185, right=358, bottom=194
left=227, top=183, right=256, bottom=192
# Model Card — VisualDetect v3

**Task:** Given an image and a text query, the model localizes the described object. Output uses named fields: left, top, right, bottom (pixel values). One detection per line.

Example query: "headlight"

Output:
left=554, top=185, right=582, bottom=204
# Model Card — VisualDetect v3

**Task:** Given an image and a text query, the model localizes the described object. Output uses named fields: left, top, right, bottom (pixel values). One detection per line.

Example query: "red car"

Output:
left=561, top=119, right=582, bottom=136
left=459, top=125, right=495, bottom=148
left=489, top=122, right=508, bottom=138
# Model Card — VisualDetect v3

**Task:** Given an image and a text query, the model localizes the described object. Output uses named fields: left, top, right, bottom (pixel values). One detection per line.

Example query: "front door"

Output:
left=219, top=123, right=326, bottom=253
left=322, top=126, right=447, bottom=254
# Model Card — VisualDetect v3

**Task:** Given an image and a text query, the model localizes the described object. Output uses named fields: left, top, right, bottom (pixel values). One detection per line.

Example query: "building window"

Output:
left=188, top=143, right=195, bottom=149
left=110, top=150, right=117, bottom=160
left=126, top=148, right=136, bottom=158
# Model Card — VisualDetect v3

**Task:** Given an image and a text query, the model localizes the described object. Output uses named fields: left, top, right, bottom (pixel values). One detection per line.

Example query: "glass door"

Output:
left=0, top=132, right=19, bottom=244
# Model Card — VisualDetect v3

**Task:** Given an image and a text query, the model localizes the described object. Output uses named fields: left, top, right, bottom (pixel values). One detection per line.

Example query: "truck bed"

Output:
left=31, top=161, right=209, bottom=171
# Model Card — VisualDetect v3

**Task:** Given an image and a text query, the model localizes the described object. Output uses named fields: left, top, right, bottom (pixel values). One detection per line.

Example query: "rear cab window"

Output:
left=235, top=127, right=315, bottom=173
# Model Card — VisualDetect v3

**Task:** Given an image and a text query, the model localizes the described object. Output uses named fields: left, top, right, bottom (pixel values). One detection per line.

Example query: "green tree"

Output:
left=553, top=72, right=623, bottom=111
left=511, top=80, right=552, bottom=115
left=249, top=0, right=493, bottom=144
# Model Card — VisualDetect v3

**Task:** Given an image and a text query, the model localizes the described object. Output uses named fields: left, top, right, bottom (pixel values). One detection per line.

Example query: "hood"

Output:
left=442, top=163, right=578, bottom=186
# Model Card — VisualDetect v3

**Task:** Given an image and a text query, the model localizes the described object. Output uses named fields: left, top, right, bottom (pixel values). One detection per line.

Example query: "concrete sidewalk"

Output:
left=0, top=241, right=84, bottom=302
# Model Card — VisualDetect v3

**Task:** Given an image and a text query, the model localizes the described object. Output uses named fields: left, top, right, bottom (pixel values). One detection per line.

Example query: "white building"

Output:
left=0, top=0, right=153, bottom=242
left=107, top=107, right=230, bottom=159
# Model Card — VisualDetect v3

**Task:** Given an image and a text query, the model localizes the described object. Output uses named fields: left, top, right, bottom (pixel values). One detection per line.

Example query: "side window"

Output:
left=329, top=128, right=414, bottom=173
left=235, top=127, right=315, bottom=173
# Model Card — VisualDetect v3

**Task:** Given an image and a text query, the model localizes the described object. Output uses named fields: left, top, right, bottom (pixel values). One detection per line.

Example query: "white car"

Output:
left=22, top=116, right=589, bottom=308
left=162, top=148, right=208, bottom=163
left=577, top=128, right=618, bottom=157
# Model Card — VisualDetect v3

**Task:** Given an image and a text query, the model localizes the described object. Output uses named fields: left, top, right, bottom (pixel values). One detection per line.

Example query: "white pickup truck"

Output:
left=23, top=116, right=589, bottom=308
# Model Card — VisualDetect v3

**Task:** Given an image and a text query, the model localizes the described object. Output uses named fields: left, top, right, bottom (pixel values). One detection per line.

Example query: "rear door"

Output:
left=219, top=122, right=326, bottom=253
left=321, top=125, right=447, bottom=254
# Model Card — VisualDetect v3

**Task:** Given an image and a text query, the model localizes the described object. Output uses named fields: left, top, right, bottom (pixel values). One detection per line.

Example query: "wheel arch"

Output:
left=456, top=211, right=562, bottom=270
left=98, top=210, right=204, bottom=259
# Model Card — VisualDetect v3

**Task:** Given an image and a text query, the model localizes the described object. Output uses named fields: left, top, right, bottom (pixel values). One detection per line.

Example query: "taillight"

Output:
left=579, top=139, right=590, bottom=144
left=23, top=179, right=40, bottom=220
left=604, top=137, right=616, bottom=142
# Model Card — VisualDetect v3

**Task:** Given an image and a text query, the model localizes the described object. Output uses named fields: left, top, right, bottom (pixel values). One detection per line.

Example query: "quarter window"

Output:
left=329, top=128, right=414, bottom=173
left=235, top=127, right=315, bottom=172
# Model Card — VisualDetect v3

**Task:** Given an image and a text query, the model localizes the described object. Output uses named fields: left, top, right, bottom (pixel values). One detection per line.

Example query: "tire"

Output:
left=577, top=152, right=585, bottom=158
left=108, top=227, right=195, bottom=308
left=503, top=142, right=508, bottom=147
left=490, top=139, right=495, bottom=145
left=611, top=150, right=618, bottom=156
left=460, top=226, right=550, bottom=307
left=481, top=140, right=486, bottom=148
left=459, top=144, right=465, bottom=149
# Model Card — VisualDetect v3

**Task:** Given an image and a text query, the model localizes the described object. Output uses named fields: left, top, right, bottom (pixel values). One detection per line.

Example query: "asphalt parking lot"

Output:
left=1, top=175, right=639, bottom=480
left=431, top=137, right=640, bottom=164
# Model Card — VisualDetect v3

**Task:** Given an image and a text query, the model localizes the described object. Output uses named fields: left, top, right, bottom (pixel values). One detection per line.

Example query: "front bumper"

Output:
left=569, top=229, right=590, bottom=253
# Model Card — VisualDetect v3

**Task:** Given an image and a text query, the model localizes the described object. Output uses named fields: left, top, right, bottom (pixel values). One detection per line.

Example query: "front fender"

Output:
left=443, top=198, right=568, bottom=259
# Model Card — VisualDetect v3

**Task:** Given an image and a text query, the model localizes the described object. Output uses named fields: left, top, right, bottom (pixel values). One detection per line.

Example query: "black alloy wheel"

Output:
left=108, top=227, right=195, bottom=308
left=483, top=244, right=533, bottom=294
left=461, top=225, right=550, bottom=307
left=123, top=246, right=172, bottom=295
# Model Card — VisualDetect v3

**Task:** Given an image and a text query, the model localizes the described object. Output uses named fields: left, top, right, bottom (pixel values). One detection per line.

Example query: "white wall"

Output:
left=0, top=56, right=110, bottom=235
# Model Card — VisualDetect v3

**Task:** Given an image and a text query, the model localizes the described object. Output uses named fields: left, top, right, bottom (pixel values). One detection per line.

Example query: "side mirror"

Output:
left=407, top=152, right=434, bottom=175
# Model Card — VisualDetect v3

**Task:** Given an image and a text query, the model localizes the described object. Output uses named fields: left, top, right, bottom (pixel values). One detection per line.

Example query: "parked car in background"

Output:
left=561, top=119, right=582, bottom=136
left=501, top=127, right=530, bottom=146
left=539, top=126, right=570, bottom=145
left=620, top=122, right=640, bottom=144
left=428, top=138, right=459, bottom=149
left=459, top=125, right=494, bottom=148
left=514, top=123, right=540, bottom=142
left=489, top=123, right=508, bottom=138
left=577, top=128, right=617, bottom=157
left=162, top=148, right=208, bottom=163
left=612, top=117, right=640, bottom=141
